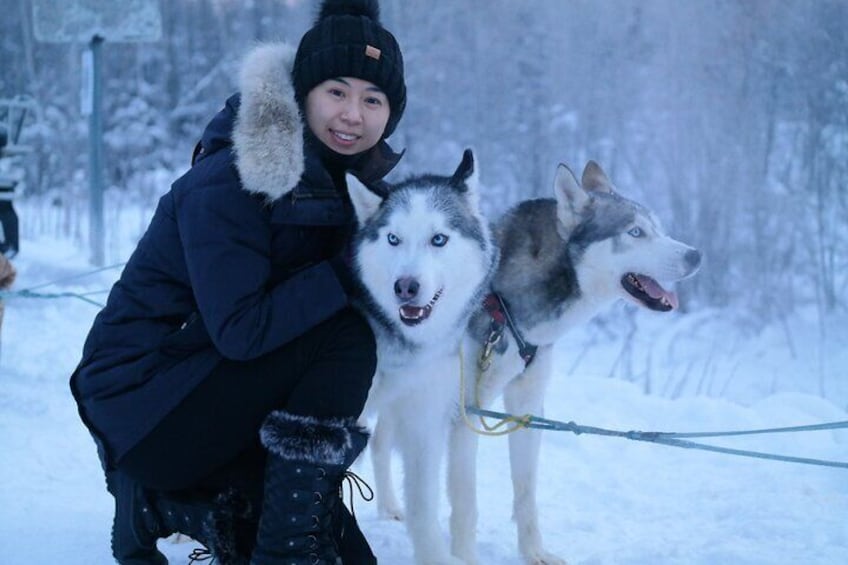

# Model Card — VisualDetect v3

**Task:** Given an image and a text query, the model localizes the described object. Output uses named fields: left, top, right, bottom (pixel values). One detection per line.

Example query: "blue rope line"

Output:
left=20, top=262, right=125, bottom=292
left=0, top=262, right=124, bottom=307
left=466, top=406, right=848, bottom=469
left=0, top=288, right=107, bottom=307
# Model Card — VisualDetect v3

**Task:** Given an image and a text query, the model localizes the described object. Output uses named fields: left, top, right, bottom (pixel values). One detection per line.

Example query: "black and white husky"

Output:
left=369, top=160, right=701, bottom=564
left=446, top=161, right=702, bottom=564
left=347, top=149, right=499, bottom=565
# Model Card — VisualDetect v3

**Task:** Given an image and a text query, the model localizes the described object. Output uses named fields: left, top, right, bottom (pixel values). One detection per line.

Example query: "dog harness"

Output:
left=479, top=293, right=538, bottom=370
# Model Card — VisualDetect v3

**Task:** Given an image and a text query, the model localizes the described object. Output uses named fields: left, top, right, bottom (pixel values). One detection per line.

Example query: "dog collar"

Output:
left=481, top=293, right=538, bottom=369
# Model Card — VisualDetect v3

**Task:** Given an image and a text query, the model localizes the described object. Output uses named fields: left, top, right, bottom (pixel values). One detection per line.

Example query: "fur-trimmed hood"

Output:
left=232, top=43, right=304, bottom=202
left=220, top=42, right=403, bottom=202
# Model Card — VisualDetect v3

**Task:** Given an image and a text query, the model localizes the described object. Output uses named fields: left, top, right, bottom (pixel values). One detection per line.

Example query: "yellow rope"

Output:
left=458, top=342, right=533, bottom=436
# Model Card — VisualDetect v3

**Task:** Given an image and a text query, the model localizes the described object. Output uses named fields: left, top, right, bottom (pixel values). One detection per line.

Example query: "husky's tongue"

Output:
left=638, top=275, right=678, bottom=308
left=397, top=288, right=444, bottom=327
left=399, top=304, right=432, bottom=326
left=624, top=273, right=679, bottom=311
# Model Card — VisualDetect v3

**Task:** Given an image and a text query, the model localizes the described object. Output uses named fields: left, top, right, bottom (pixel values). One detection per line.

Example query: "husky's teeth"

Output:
left=398, top=288, right=443, bottom=326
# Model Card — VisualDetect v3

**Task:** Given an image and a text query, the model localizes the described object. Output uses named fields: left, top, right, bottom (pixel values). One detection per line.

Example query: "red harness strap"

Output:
left=481, top=293, right=537, bottom=367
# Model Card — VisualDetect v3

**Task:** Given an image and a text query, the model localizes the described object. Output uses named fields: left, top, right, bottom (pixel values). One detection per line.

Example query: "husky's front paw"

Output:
left=417, top=556, right=466, bottom=565
left=450, top=541, right=479, bottom=565
left=375, top=483, right=405, bottom=521
left=453, top=554, right=479, bottom=565
left=524, top=549, right=567, bottom=565
left=378, top=502, right=405, bottom=521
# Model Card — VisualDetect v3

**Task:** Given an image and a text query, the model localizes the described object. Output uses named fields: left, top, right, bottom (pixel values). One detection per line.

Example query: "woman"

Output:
left=69, top=1, right=405, bottom=563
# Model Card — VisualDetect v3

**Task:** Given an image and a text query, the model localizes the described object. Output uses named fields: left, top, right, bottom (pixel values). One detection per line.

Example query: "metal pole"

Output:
left=88, top=34, right=105, bottom=266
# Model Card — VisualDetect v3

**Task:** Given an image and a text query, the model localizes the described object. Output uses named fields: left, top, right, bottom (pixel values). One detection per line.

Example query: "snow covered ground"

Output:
left=1, top=236, right=846, bottom=564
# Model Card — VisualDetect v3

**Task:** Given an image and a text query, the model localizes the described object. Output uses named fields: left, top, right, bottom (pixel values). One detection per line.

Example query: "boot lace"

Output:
left=187, top=546, right=215, bottom=563
left=339, top=470, right=374, bottom=518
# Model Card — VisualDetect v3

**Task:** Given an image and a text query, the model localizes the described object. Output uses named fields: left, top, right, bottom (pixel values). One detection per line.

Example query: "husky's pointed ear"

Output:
left=452, top=149, right=479, bottom=190
left=347, top=173, right=383, bottom=224
left=451, top=148, right=481, bottom=209
left=581, top=160, right=615, bottom=194
left=554, top=163, right=589, bottom=235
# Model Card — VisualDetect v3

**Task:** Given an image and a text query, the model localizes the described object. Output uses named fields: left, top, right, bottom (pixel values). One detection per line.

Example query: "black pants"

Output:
left=0, top=200, right=19, bottom=256
left=119, top=307, right=376, bottom=494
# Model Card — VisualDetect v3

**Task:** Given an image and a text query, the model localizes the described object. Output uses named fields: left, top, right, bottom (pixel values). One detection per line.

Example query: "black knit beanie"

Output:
left=292, top=0, right=406, bottom=138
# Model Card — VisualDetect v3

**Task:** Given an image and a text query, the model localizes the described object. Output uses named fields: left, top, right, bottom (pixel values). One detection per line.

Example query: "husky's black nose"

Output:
left=394, top=277, right=420, bottom=300
left=685, top=249, right=702, bottom=271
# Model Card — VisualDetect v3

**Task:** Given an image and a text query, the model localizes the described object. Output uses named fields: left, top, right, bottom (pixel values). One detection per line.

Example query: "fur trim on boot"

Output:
left=260, top=411, right=369, bottom=466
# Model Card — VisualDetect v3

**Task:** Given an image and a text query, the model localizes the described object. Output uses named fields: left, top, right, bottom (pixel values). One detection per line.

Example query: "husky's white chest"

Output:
left=366, top=344, right=460, bottom=412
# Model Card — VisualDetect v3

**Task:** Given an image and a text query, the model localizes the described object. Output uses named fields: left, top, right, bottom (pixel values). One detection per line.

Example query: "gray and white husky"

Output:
left=347, top=149, right=499, bottom=565
left=369, top=160, right=702, bottom=564
left=445, top=161, right=702, bottom=564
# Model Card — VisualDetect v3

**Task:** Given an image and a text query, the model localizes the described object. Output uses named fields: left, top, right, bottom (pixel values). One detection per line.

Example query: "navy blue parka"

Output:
left=70, top=44, right=401, bottom=468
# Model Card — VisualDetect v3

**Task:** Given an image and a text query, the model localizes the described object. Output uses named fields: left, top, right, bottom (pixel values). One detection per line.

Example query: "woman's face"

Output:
left=305, top=77, right=390, bottom=155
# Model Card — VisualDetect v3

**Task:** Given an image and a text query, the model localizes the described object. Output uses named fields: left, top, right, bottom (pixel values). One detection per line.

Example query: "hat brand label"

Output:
left=365, top=45, right=381, bottom=60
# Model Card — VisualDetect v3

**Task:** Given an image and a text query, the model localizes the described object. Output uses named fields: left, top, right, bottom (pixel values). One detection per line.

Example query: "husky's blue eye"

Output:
left=431, top=234, right=449, bottom=247
left=387, top=233, right=400, bottom=246
left=628, top=227, right=644, bottom=238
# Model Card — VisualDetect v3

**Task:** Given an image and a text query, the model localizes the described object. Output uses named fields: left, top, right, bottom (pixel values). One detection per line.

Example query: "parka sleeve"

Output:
left=174, top=174, right=349, bottom=361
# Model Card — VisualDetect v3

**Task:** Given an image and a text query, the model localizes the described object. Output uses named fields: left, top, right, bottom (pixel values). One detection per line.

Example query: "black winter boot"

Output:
left=332, top=499, right=377, bottom=565
left=109, top=470, right=258, bottom=565
left=109, top=469, right=170, bottom=565
left=251, top=411, right=373, bottom=565
left=204, top=488, right=261, bottom=564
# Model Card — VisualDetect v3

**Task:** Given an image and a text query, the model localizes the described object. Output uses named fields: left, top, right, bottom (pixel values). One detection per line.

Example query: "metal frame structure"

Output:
left=0, top=95, right=37, bottom=156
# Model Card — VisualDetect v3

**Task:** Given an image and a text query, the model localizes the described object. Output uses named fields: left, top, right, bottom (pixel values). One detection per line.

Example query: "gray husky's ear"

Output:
left=451, top=148, right=481, bottom=210
left=347, top=173, right=383, bottom=224
left=554, top=163, right=589, bottom=236
left=581, top=160, right=615, bottom=193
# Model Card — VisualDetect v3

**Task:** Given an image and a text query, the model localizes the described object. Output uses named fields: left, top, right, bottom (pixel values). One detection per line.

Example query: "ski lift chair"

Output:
left=0, top=95, right=37, bottom=258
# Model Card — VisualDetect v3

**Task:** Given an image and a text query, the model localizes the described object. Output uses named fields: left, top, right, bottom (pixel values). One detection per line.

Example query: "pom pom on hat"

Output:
left=316, top=0, right=380, bottom=21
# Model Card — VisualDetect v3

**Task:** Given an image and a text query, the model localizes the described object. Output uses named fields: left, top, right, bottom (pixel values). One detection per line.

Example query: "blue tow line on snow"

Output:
left=0, top=262, right=125, bottom=307
left=465, top=406, right=848, bottom=469
left=0, top=288, right=109, bottom=307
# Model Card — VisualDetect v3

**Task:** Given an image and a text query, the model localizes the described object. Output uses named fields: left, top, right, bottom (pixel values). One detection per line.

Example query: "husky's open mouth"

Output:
left=398, top=288, right=444, bottom=327
left=621, top=273, right=678, bottom=312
